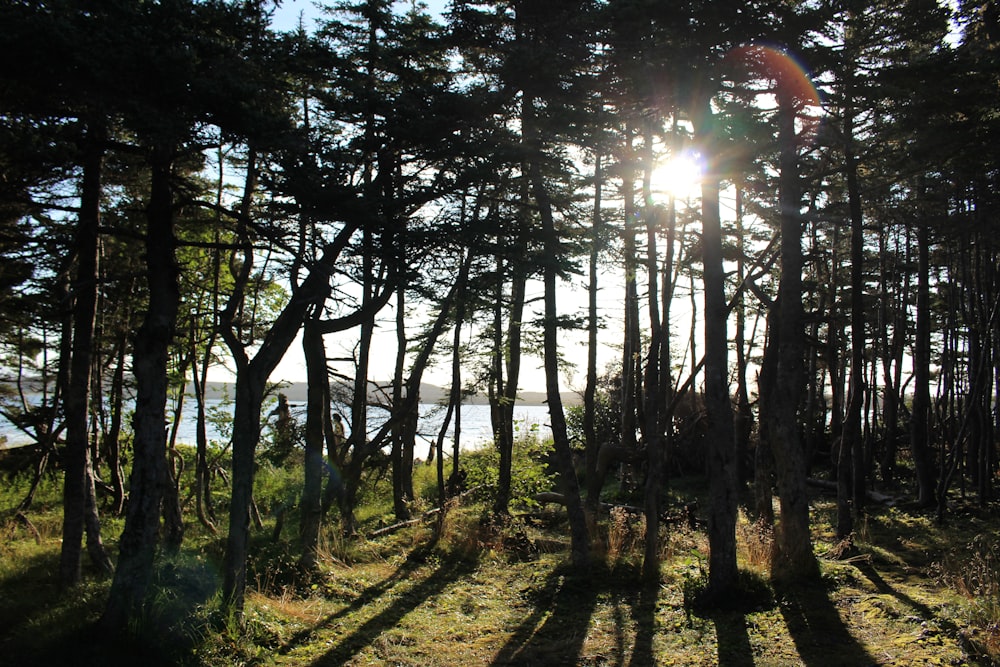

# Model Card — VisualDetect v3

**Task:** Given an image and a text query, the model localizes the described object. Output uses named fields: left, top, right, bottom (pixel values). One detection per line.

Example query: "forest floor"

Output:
left=0, top=474, right=997, bottom=666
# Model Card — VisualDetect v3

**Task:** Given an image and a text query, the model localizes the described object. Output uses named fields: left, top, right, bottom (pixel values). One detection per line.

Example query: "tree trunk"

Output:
left=838, top=93, right=866, bottom=541
left=734, top=183, right=753, bottom=486
left=911, top=218, right=936, bottom=507
left=494, top=209, right=528, bottom=516
left=584, top=153, right=602, bottom=509
left=526, top=96, right=589, bottom=568
left=696, top=98, right=739, bottom=597
left=768, top=91, right=818, bottom=580
left=641, top=124, right=664, bottom=580
left=102, top=148, right=179, bottom=629
left=341, top=226, right=376, bottom=536
left=61, top=123, right=112, bottom=587
left=299, top=318, right=327, bottom=570
left=621, top=122, right=641, bottom=456
left=106, top=333, right=129, bottom=516
left=391, top=280, right=411, bottom=520
left=755, top=304, right=779, bottom=526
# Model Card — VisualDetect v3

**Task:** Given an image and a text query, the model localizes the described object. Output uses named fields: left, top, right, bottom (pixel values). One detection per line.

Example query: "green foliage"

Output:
left=464, top=427, right=555, bottom=508
left=252, top=461, right=303, bottom=519
left=565, top=365, right=622, bottom=448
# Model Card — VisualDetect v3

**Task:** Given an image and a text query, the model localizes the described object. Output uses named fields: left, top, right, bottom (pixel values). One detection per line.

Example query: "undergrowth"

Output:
left=1, top=441, right=998, bottom=666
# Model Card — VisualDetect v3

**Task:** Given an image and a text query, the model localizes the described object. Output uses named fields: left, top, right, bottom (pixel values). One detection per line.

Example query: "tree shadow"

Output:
left=711, top=610, right=756, bottom=667
left=278, top=539, right=444, bottom=654
left=853, top=561, right=933, bottom=618
left=491, top=564, right=600, bottom=666
left=628, top=578, right=659, bottom=667
left=2, top=551, right=219, bottom=667
left=609, top=588, right=630, bottom=667
left=305, top=549, right=479, bottom=666
left=775, top=579, right=877, bottom=667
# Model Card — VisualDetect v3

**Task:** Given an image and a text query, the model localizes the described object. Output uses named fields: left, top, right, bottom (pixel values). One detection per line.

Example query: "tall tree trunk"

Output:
left=189, top=329, right=217, bottom=534
left=525, top=95, right=589, bottom=568
left=641, top=124, right=664, bottom=580
left=911, top=218, right=936, bottom=508
left=61, top=123, right=112, bottom=587
left=341, top=226, right=377, bottom=536
left=838, top=94, right=866, bottom=541
left=448, top=288, right=467, bottom=486
left=621, top=122, right=640, bottom=457
left=768, top=91, right=818, bottom=580
left=300, top=318, right=327, bottom=570
left=755, top=304, right=779, bottom=526
left=734, top=183, right=753, bottom=486
left=695, top=98, right=739, bottom=597
left=102, top=148, right=180, bottom=629
left=391, top=280, right=411, bottom=520
left=584, top=153, right=602, bottom=508
left=494, top=206, right=528, bottom=516
left=106, top=333, right=128, bottom=516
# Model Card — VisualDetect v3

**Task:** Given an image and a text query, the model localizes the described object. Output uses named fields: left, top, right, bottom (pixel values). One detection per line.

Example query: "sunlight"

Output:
left=649, top=151, right=704, bottom=201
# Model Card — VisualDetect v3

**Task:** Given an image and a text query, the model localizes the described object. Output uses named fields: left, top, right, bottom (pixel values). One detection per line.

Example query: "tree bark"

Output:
left=911, top=217, right=936, bottom=508
left=299, top=318, right=327, bottom=570
left=768, top=90, right=818, bottom=580
left=696, top=97, right=739, bottom=597
left=102, top=148, right=179, bottom=629
left=584, top=153, right=602, bottom=509
left=525, top=94, right=590, bottom=568
left=838, top=65, right=866, bottom=541
left=61, top=123, right=113, bottom=587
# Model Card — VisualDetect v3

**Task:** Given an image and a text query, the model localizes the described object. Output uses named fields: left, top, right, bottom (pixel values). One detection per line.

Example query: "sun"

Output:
left=649, top=151, right=704, bottom=201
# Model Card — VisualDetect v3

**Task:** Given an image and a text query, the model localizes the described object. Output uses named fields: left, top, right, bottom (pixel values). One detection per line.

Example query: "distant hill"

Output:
left=205, top=381, right=580, bottom=407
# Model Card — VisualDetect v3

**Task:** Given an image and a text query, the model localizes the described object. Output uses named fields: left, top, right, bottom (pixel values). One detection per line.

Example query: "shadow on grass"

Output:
left=301, top=549, right=479, bottom=666
left=0, top=548, right=62, bottom=640
left=776, top=579, right=877, bottom=667
left=2, top=551, right=218, bottom=667
left=491, top=564, right=600, bottom=666
left=628, top=578, right=659, bottom=667
left=609, top=588, right=630, bottom=667
left=711, top=610, right=756, bottom=667
left=277, top=541, right=440, bottom=655
left=854, top=560, right=933, bottom=618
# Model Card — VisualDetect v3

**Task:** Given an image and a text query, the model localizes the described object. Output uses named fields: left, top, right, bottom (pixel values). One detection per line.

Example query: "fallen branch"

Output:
left=15, top=511, right=41, bottom=544
left=367, top=509, right=441, bottom=539
left=806, top=478, right=894, bottom=505
left=531, top=492, right=702, bottom=529
left=366, top=484, right=484, bottom=539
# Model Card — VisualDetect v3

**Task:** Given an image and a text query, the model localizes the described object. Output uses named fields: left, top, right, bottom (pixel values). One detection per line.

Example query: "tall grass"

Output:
left=936, top=534, right=1000, bottom=661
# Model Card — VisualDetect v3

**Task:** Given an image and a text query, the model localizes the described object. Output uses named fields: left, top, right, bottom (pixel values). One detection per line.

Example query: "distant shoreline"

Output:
left=205, top=381, right=580, bottom=407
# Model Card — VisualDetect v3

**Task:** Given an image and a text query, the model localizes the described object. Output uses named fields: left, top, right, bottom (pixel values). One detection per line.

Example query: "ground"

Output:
left=0, top=478, right=995, bottom=666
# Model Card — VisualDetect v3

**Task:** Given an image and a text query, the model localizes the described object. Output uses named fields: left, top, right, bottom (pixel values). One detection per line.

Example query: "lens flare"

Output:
left=727, top=44, right=823, bottom=141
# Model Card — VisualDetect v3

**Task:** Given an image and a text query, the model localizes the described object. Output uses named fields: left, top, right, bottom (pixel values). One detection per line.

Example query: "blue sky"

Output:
left=270, top=0, right=448, bottom=33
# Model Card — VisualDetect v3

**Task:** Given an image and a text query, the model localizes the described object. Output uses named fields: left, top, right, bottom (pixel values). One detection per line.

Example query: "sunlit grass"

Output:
left=2, top=449, right=996, bottom=666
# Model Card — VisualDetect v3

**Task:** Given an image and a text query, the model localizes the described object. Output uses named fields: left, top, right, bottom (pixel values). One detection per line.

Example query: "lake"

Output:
left=0, top=398, right=555, bottom=452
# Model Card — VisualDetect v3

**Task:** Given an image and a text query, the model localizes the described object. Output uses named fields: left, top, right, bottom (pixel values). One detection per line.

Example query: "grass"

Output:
left=0, top=452, right=997, bottom=666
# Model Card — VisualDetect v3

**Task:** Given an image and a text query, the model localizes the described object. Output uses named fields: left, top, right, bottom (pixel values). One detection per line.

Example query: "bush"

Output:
left=464, top=429, right=555, bottom=508
left=935, top=534, right=1000, bottom=661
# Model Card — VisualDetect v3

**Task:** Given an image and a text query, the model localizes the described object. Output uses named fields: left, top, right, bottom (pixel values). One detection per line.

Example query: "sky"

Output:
left=270, top=0, right=449, bottom=33
left=258, top=1, right=711, bottom=397
left=262, top=0, right=588, bottom=394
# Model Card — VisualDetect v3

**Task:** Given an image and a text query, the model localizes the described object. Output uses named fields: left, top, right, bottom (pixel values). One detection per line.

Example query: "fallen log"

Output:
left=806, top=478, right=895, bottom=504
left=366, top=484, right=484, bottom=539
left=367, top=510, right=439, bottom=539
left=531, top=492, right=702, bottom=528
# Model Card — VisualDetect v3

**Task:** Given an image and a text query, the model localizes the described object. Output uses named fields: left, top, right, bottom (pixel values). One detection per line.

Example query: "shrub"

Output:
left=464, top=429, right=555, bottom=508
left=935, top=534, right=1000, bottom=661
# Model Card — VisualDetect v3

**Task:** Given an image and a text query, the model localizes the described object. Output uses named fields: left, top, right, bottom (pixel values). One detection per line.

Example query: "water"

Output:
left=0, top=397, right=555, bottom=451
